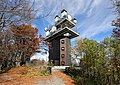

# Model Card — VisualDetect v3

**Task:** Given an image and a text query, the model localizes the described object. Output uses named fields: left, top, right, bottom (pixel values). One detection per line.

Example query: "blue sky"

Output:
left=32, top=0, right=116, bottom=43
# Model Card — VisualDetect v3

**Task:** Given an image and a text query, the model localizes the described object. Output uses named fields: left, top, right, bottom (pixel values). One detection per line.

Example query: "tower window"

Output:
left=61, top=47, right=65, bottom=51
left=61, top=61, right=65, bottom=66
left=61, top=54, right=65, bottom=58
left=61, top=40, right=65, bottom=44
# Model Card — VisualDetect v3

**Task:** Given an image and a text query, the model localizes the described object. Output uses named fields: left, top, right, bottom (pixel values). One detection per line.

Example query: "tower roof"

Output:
left=45, top=27, right=79, bottom=41
left=55, top=17, right=76, bottom=28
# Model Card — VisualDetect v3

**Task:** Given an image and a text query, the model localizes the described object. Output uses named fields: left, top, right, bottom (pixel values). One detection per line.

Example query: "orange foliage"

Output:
left=10, top=24, right=40, bottom=58
left=11, top=24, right=37, bottom=39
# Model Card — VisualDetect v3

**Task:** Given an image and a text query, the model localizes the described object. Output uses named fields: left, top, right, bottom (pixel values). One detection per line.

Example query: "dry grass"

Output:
left=0, top=66, right=51, bottom=85
left=0, top=66, right=75, bottom=85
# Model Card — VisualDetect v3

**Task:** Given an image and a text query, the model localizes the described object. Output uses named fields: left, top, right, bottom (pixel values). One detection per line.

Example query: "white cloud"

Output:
left=32, top=0, right=86, bottom=24
left=32, top=0, right=115, bottom=39
left=81, top=15, right=113, bottom=38
left=76, top=0, right=115, bottom=38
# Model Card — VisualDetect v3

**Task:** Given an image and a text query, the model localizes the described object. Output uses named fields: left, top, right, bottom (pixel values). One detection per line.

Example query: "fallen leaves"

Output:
left=0, top=66, right=75, bottom=85
left=0, top=66, right=51, bottom=85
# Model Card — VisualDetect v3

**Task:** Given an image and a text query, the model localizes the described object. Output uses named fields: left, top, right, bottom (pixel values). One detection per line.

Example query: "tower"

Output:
left=45, top=9, right=79, bottom=66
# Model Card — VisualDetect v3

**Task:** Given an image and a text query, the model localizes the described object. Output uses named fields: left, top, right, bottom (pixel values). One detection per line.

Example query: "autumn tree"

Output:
left=110, top=1, right=120, bottom=83
left=112, top=0, right=120, bottom=40
left=72, top=37, right=120, bottom=84
left=0, top=0, right=37, bottom=31
left=101, top=36, right=120, bottom=84
left=0, top=29, right=17, bottom=71
left=0, top=24, right=43, bottom=73
left=10, top=24, right=40, bottom=65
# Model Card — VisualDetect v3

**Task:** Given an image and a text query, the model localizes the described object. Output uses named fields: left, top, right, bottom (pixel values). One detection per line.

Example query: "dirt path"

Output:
left=35, top=76, right=65, bottom=85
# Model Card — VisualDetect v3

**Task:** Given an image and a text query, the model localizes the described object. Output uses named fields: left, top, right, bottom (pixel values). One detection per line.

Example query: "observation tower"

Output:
left=45, top=9, right=79, bottom=66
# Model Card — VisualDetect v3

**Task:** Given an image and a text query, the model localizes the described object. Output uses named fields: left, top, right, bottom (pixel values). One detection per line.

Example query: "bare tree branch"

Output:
left=0, top=0, right=37, bottom=31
